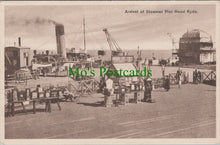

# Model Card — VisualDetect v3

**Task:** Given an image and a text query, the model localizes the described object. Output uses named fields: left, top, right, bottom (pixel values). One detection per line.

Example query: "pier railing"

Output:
left=202, top=71, right=216, bottom=86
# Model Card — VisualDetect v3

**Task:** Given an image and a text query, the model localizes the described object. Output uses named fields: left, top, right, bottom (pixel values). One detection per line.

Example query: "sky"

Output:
left=5, top=4, right=216, bottom=51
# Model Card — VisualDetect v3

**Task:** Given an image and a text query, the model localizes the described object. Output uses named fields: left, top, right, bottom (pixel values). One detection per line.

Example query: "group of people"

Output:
left=100, top=74, right=155, bottom=104
left=163, top=67, right=185, bottom=91
left=101, top=65, right=202, bottom=106
left=193, top=69, right=202, bottom=84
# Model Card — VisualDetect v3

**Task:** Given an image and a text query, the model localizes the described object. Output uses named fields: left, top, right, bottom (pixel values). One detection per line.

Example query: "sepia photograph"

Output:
left=1, top=1, right=219, bottom=144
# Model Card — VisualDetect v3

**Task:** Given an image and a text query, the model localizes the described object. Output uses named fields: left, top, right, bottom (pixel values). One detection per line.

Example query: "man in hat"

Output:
left=144, top=77, right=153, bottom=103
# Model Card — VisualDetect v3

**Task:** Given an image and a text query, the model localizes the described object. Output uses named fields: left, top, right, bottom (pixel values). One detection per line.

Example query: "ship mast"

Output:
left=83, top=17, right=86, bottom=51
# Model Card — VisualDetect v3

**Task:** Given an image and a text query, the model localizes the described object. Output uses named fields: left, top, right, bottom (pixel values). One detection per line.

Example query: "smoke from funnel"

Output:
left=24, top=17, right=58, bottom=26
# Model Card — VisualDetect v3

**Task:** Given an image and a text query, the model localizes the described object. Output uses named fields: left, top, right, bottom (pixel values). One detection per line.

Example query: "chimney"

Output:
left=18, top=37, right=21, bottom=47
left=55, top=24, right=66, bottom=59
left=33, top=50, right=37, bottom=55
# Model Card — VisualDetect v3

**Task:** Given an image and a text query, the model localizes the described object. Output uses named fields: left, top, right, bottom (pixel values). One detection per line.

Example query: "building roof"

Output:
left=181, top=29, right=212, bottom=43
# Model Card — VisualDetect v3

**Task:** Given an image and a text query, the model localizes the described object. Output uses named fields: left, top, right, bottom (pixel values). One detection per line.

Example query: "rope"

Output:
left=34, top=36, right=54, bottom=50
left=87, top=27, right=104, bottom=50
left=65, top=23, right=83, bottom=48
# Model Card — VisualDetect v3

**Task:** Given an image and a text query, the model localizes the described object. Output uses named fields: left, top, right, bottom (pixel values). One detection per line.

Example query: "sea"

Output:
left=35, top=49, right=172, bottom=60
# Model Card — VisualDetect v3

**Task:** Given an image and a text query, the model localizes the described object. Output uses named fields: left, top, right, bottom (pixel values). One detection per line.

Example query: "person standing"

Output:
left=193, top=70, right=196, bottom=84
left=198, top=71, right=201, bottom=84
left=176, top=67, right=182, bottom=88
left=144, top=77, right=153, bottom=103
left=106, top=78, right=114, bottom=95
left=99, top=76, right=106, bottom=93
left=164, top=75, right=170, bottom=91
left=162, top=64, right=165, bottom=78
left=194, top=69, right=198, bottom=84
left=104, top=78, right=113, bottom=107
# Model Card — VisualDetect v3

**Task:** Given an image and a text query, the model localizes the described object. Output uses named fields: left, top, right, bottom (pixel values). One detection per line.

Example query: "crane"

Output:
left=103, top=28, right=122, bottom=53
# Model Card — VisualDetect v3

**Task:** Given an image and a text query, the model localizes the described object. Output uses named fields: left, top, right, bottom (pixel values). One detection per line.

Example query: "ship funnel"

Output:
left=55, top=24, right=66, bottom=58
